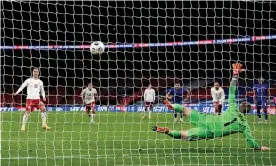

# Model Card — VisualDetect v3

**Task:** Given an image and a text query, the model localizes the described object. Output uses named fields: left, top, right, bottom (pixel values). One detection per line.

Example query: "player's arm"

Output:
left=94, top=90, right=98, bottom=102
left=153, top=89, right=156, bottom=102
left=13, top=79, right=28, bottom=95
left=80, top=89, right=85, bottom=101
left=143, top=90, right=147, bottom=101
left=220, top=88, right=225, bottom=104
left=253, top=86, right=257, bottom=104
left=40, top=81, right=46, bottom=101
left=166, top=89, right=173, bottom=99
left=184, top=88, right=190, bottom=101
left=268, top=86, right=271, bottom=105
left=242, top=127, right=270, bottom=150
left=228, top=63, right=243, bottom=108
left=228, top=77, right=237, bottom=108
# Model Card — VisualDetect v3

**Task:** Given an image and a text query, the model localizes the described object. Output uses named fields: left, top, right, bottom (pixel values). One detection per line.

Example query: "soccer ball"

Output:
left=90, top=41, right=105, bottom=55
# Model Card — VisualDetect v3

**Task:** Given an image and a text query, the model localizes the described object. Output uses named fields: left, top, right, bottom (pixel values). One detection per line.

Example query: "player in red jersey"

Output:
left=13, top=68, right=51, bottom=131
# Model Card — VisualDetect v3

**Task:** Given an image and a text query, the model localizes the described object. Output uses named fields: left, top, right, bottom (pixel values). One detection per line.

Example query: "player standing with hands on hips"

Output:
left=13, top=68, right=51, bottom=131
left=211, top=82, right=225, bottom=115
left=142, top=84, right=155, bottom=119
left=81, top=83, right=98, bottom=123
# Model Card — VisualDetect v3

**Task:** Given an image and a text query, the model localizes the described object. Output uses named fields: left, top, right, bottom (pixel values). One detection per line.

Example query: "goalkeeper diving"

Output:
left=152, top=63, right=270, bottom=150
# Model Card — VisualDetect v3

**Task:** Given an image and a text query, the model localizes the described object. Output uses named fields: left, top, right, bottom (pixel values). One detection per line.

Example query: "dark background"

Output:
left=1, top=1, right=276, bottom=104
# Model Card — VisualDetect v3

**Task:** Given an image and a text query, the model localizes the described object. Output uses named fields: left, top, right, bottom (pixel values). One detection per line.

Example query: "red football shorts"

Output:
left=26, top=99, right=41, bottom=112
left=85, top=102, right=95, bottom=110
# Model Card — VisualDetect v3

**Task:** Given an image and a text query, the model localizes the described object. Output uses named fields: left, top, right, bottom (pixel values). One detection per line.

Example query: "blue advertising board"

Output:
left=1, top=104, right=274, bottom=114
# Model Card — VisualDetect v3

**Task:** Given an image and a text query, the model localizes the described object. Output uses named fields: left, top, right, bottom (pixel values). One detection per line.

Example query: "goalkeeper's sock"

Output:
left=41, top=112, right=47, bottom=126
left=22, top=114, right=29, bottom=127
left=168, top=130, right=182, bottom=139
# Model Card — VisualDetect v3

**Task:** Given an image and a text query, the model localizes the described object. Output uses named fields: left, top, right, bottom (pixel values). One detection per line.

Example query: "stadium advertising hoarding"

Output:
left=1, top=104, right=275, bottom=115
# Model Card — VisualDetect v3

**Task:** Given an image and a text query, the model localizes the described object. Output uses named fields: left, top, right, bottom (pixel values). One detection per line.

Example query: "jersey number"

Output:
left=224, top=118, right=237, bottom=127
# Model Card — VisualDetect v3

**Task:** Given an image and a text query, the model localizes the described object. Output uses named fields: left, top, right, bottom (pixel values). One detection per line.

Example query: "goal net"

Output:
left=1, top=1, right=276, bottom=166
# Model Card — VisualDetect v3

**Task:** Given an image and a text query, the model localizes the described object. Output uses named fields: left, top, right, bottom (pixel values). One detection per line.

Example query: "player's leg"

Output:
left=256, top=100, right=262, bottom=123
left=214, top=102, right=221, bottom=115
left=179, top=112, right=183, bottom=123
left=217, top=104, right=222, bottom=115
left=142, top=103, right=148, bottom=119
left=148, top=103, right=152, bottom=119
left=21, top=99, right=32, bottom=131
left=173, top=112, right=178, bottom=122
left=85, top=105, right=91, bottom=117
left=262, top=100, right=268, bottom=123
left=164, top=99, right=192, bottom=117
left=214, top=102, right=218, bottom=115
left=40, top=101, right=51, bottom=130
left=90, top=102, right=96, bottom=123
left=177, top=102, right=183, bottom=122
left=163, top=98, right=191, bottom=121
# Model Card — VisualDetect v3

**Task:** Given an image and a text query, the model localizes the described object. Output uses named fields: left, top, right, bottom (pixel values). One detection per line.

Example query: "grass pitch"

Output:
left=1, top=111, right=276, bottom=166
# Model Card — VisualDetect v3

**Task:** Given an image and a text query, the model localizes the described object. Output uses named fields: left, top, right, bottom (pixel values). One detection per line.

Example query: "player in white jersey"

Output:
left=211, top=81, right=225, bottom=115
left=142, top=84, right=155, bottom=119
left=81, top=83, right=98, bottom=123
left=13, top=68, right=51, bottom=131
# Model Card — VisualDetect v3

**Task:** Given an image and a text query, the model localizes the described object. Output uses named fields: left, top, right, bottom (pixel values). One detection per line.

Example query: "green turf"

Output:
left=1, top=111, right=276, bottom=166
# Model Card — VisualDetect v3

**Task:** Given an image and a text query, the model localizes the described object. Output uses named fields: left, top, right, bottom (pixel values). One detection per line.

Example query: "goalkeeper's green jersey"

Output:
left=173, top=84, right=260, bottom=149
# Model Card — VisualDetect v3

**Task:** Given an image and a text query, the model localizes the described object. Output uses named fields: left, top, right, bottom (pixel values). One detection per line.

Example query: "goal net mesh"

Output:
left=1, top=1, right=276, bottom=166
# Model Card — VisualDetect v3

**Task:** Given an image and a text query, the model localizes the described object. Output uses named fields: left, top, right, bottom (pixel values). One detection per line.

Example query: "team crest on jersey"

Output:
left=34, top=84, right=38, bottom=88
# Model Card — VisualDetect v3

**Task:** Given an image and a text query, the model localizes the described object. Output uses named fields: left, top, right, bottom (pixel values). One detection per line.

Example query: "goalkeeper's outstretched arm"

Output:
left=227, top=63, right=242, bottom=107
left=231, top=63, right=270, bottom=151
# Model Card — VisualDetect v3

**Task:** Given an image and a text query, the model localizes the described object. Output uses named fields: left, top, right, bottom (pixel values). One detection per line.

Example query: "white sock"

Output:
left=41, top=112, right=47, bottom=126
left=22, top=114, right=29, bottom=127
left=142, top=107, right=146, bottom=116
left=91, top=114, right=95, bottom=121
left=147, top=107, right=151, bottom=116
